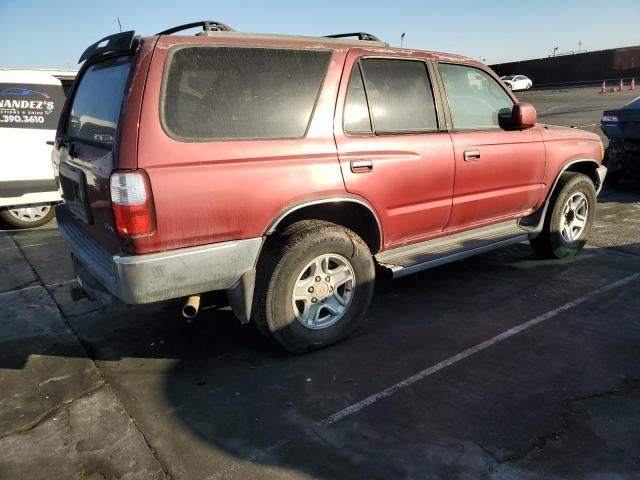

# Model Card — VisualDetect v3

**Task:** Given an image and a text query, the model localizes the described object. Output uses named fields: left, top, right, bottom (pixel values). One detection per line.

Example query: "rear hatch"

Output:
left=55, top=54, right=135, bottom=254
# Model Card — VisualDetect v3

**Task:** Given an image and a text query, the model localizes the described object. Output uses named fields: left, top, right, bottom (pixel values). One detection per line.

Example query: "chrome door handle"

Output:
left=463, top=150, right=481, bottom=162
left=350, top=159, right=373, bottom=173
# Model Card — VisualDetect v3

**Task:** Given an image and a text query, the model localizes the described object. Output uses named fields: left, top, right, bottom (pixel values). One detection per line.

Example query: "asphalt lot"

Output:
left=517, top=85, right=639, bottom=145
left=1, top=88, right=640, bottom=479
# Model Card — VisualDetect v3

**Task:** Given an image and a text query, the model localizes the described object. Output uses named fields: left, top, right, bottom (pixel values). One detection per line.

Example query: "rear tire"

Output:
left=253, top=220, right=375, bottom=353
left=0, top=204, right=55, bottom=229
left=530, top=173, right=596, bottom=258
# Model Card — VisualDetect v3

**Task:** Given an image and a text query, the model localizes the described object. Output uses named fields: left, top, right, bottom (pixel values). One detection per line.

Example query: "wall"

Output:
left=490, top=46, right=640, bottom=85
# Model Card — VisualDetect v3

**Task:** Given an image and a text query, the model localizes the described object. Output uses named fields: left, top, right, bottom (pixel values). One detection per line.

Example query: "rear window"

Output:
left=0, top=82, right=65, bottom=130
left=162, top=46, right=331, bottom=141
left=65, top=56, right=132, bottom=147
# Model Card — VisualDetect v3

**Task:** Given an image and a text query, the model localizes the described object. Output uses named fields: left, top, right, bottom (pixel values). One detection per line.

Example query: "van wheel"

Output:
left=253, top=220, right=375, bottom=353
left=0, top=204, right=55, bottom=229
left=530, top=173, right=596, bottom=258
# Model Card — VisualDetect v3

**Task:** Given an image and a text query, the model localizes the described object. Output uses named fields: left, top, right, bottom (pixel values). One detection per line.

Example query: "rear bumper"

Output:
left=56, top=205, right=263, bottom=304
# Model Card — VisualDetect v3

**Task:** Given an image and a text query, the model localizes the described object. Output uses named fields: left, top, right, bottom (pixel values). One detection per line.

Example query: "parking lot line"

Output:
left=323, top=271, right=640, bottom=425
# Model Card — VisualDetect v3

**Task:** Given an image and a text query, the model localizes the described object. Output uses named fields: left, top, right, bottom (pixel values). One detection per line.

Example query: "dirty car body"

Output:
left=53, top=21, right=606, bottom=352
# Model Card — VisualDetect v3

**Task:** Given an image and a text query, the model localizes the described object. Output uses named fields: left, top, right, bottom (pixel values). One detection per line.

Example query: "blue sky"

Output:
left=1, top=0, right=639, bottom=69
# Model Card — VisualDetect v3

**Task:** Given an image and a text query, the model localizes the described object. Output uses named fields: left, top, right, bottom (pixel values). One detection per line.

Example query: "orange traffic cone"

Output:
left=630, top=78, right=636, bottom=91
left=618, top=79, right=624, bottom=92
left=600, top=80, right=606, bottom=94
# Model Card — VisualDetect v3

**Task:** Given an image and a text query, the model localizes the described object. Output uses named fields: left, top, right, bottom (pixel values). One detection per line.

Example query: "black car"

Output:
left=601, top=96, right=640, bottom=182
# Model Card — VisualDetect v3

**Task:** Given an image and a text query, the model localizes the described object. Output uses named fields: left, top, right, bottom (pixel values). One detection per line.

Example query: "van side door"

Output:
left=334, top=50, right=455, bottom=249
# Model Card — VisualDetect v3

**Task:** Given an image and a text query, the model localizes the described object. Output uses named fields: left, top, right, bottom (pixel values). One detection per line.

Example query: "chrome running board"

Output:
left=375, top=221, right=529, bottom=279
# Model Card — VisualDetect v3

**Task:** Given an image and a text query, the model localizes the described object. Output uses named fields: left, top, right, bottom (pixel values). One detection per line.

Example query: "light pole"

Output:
left=400, top=32, right=405, bottom=48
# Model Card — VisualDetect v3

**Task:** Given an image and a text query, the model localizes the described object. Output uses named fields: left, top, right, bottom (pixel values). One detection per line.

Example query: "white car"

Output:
left=501, top=75, right=533, bottom=91
left=0, top=69, right=72, bottom=228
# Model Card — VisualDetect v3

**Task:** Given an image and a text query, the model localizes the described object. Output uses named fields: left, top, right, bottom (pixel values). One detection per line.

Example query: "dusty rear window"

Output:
left=65, top=55, right=132, bottom=147
left=162, top=46, right=330, bottom=141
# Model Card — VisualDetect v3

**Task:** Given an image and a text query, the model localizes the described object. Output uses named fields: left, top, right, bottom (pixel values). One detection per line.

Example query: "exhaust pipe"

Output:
left=182, top=294, right=201, bottom=319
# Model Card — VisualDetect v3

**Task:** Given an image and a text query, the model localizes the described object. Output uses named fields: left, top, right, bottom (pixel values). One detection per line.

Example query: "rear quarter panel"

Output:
left=134, top=37, right=348, bottom=254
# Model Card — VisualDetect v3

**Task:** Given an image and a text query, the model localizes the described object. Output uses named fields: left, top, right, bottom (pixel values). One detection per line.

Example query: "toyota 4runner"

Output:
left=54, top=21, right=607, bottom=352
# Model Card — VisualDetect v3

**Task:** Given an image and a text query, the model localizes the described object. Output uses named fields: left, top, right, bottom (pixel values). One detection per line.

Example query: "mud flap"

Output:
left=226, top=269, right=256, bottom=324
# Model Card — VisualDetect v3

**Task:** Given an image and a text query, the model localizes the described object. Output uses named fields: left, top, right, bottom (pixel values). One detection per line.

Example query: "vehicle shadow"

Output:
left=158, top=240, right=640, bottom=478
left=3, top=233, right=640, bottom=478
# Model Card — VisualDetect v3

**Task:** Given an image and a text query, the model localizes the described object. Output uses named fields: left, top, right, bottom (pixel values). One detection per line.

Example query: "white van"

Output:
left=0, top=69, right=73, bottom=228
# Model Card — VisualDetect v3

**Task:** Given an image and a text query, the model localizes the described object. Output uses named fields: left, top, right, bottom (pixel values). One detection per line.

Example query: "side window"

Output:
left=163, top=47, right=330, bottom=141
left=438, top=63, right=514, bottom=130
left=344, top=64, right=372, bottom=134
left=358, top=58, right=438, bottom=134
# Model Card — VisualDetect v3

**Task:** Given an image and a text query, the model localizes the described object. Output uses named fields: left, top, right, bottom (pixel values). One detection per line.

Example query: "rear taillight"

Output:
left=601, top=115, right=619, bottom=123
left=110, top=170, right=156, bottom=237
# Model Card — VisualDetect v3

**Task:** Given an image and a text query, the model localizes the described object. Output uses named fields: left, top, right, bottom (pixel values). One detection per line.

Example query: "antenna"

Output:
left=117, top=16, right=122, bottom=32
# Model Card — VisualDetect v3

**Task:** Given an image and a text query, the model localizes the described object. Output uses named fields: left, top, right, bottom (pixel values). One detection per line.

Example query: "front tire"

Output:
left=253, top=220, right=375, bottom=353
left=0, top=204, right=55, bottom=229
left=530, top=173, right=596, bottom=258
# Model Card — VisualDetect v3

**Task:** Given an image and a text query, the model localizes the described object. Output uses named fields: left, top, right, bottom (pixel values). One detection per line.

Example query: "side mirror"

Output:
left=511, top=102, right=537, bottom=129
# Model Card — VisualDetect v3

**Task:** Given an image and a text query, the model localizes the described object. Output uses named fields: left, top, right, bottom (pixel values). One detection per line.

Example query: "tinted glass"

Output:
left=439, top=64, right=514, bottom=130
left=360, top=59, right=438, bottom=133
left=163, top=47, right=330, bottom=140
left=66, top=56, right=132, bottom=146
left=344, top=65, right=372, bottom=134
left=0, top=82, right=65, bottom=130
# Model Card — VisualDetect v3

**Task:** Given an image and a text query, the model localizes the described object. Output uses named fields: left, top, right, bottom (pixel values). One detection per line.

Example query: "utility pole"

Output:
left=400, top=32, right=405, bottom=48
left=117, top=16, right=122, bottom=32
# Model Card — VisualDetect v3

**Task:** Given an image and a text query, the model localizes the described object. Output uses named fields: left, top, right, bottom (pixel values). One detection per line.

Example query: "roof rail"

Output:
left=78, top=30, right=138, bottom=64
left=156, top=20, right=235, bottom=36
left=324, top=32, right=382, bottom=42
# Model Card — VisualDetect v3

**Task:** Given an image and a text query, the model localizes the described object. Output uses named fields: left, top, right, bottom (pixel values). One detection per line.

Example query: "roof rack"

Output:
left=156, top=20, right=235, bottom=36
left=78, top=30, right=138, bottom=64
left=324, top=32, right=382, bottom=42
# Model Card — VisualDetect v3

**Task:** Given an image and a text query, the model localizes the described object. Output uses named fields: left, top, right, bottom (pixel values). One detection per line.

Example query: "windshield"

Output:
left=501, top=75, right=515, bottom=80
left=65, top=55, right=132, bottom=147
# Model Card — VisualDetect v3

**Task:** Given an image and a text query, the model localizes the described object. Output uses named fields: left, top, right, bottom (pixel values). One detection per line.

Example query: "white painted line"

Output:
left=38, top=374, right=71, bottom=386
left=323, top=271, right=640, bottom=425
left=0, top=284, right=41, bottom=298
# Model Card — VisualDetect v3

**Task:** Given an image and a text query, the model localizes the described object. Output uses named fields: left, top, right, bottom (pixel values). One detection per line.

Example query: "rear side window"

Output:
left=344, top=65, right=372, bottom=134
left=358, top=59, right=438, bottom=134
left=439, top=63, right=513, bottom=130
left=0, top=82, right=65, bottom=130
left=163, top=47, right=331, bottom=141
left=66, top=56, right=132, bottom=147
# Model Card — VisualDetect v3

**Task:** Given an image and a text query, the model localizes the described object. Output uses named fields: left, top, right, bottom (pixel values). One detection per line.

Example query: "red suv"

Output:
left=54, top=21, right=607, bottom=352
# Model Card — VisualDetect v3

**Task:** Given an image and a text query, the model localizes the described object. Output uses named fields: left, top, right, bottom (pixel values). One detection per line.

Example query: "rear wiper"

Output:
left=57, top=134, right=72, bottom=148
